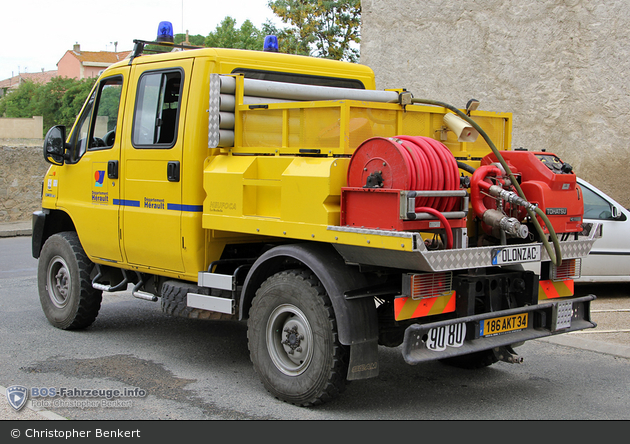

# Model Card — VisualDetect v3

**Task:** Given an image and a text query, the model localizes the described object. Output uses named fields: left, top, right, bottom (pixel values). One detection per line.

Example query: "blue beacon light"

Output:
left=157, top=21, right=174, bottom=43
left=263, top=35, right=279, bottom=52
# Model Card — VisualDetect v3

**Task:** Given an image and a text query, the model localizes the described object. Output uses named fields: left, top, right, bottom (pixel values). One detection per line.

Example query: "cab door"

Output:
left=120, top=60, right=192, bottom=272
left=57, top=69, right=129, bottom=263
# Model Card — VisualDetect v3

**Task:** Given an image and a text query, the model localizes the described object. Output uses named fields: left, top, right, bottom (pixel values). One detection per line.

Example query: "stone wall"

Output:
left=361, top=0, right=630, bottom=207
left=0, top=144, right=49, bottom=222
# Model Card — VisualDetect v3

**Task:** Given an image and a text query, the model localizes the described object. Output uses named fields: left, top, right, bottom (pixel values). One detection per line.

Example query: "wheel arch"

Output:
left=32, top=209, right=76, bottom=259
left=239, top=242, right=378, bottom=346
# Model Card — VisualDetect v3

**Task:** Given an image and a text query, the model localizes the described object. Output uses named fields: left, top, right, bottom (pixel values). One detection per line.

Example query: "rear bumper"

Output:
left=401, top=294, right=596, bottom=364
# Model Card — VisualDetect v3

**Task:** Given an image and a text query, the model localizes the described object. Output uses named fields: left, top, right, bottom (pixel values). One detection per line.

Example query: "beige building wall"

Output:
left=361, top=0, right=630, bottom=207
left=0, top=116, right=43, bottom=139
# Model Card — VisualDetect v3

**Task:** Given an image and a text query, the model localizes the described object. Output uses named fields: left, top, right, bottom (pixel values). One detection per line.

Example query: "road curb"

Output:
left=538, top=335, right=630, bottom=359
left=0, top=229, right=32, bottom=238
left=0, top=223, right=32, bottom=238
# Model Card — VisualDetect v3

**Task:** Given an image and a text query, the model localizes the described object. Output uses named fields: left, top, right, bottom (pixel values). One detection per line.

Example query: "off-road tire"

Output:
left=439, top=349, right=499, bottom=369
left=161, top=280, right=235, bottom=320
left=37, top=231, right=102, bottom=330
left=247, top=269, right=349, bottom=407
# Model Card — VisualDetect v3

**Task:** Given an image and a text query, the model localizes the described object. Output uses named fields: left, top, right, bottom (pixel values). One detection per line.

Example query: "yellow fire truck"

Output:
left=32, top=23, right=599, bottom=406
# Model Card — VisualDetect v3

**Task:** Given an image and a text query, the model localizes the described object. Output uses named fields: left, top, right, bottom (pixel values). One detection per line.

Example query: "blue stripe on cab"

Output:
left=113, top=199, right=140, bottom=207
left=167, top=204, right=203, bottom=212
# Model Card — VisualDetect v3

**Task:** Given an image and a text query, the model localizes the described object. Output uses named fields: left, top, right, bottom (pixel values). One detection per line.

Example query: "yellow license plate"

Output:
left=480, top=313, right=528, bottom=337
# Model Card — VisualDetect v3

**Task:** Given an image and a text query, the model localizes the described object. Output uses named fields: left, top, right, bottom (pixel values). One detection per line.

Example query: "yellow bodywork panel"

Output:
left=204, top=93, right=512, bottom=252
left=229, top=99, right=511, bottom=160
left=204, top=155, right=346, bottom=225
left=203, top=154, right=414, bottom=251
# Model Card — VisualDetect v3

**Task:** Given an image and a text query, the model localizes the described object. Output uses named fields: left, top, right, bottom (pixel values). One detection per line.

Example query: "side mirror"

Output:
left=43, top=125, right=67, bottom=165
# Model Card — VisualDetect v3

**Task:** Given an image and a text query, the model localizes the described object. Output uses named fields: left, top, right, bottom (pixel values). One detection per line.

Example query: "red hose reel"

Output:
left=341, top=136, right=467, bottom=249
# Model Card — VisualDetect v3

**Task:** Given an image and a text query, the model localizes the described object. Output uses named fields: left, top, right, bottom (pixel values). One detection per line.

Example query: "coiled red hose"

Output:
left=396, top=136, right=460, bottom=213
left=347, top=135, right=461, bottom=249
left=396, top=136, right=460, bottom=249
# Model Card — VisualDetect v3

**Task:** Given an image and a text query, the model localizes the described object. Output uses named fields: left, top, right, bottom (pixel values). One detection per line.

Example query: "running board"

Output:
left=187, top=293, right=235, bottom=314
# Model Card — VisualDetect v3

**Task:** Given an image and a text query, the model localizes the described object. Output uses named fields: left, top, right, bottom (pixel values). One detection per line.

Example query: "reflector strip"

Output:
left=551, top=258, right=580, bottom=281
left=407, top=272, right=452, bottom=300
left=538, top=279, right=574, bottom=300
left=394, top=291, right=456, bottom=321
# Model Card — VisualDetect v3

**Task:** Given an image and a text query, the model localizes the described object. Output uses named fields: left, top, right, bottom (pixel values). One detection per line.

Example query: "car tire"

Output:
left=37, top=232, right=102, bottom=330
left=247, top=269, right=349, bottom=406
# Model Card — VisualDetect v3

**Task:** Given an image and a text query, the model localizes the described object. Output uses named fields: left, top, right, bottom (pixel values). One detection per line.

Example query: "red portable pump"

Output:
left=476, top=150, right=583, bottom=237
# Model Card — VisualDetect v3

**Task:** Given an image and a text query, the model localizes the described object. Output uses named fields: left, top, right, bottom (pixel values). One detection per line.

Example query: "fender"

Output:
left=32, top=210, right=47, bottom=259
left=239, top=243, right=379, bottom=380
left=31, top=209, right=76, bottom=259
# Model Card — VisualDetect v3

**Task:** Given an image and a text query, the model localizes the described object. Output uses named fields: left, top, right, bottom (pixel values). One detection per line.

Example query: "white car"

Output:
left=522, top=177, right=629, bottom=282
left=575, top=177, right=630, bottom=282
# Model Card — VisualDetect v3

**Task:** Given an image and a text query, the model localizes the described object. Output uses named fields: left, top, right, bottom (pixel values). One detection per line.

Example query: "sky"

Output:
left=1, top=0, right=282, bottom=81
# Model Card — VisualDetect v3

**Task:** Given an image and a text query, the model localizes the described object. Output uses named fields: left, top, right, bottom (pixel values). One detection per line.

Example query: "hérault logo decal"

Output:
left=6, top=385, right=28, bottom=411
left=92, top=165, right=109, bottom=204
left=94, top=170, right=105, bottom=187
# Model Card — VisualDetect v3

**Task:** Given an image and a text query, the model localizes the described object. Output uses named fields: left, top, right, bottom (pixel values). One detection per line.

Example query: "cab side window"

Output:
left=132, top=70, right=182, bottom=148
left=92, top=78, right=123, bottom=149
left=67, top=76, right=123, bottom=163
left=69, top=93, right=95, bottom=162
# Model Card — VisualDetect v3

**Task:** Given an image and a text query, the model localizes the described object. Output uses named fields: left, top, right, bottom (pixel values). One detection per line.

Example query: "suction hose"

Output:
left=410, top=98, right=562, bottom=266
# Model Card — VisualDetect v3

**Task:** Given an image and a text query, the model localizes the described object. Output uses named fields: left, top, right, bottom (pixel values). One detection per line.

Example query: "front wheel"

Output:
left=247, top=269, right=349, bottom=406
left=37, top=232, right=102, bottom=330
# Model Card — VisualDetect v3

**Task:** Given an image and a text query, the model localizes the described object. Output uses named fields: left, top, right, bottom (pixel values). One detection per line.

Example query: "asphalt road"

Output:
left=1, top=236, right=629, bottom=422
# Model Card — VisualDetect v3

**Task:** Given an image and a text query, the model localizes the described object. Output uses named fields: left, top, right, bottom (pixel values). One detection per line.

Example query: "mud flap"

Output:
left=347, top=339, right=379, bottom=380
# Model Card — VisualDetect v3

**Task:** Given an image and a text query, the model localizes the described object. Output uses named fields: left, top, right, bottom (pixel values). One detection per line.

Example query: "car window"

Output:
left=67, top=93, right=95, bottom=163
left=90, top=77, right=123, bottom=149
left=132, top=70, right=182, bottom=148
left=66, top=76, right=124, bottom=163
left=581, top=184, right=615, bottom=220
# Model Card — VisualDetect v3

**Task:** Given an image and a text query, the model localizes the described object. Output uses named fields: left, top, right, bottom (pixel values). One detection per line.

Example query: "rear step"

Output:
left=186, top=271, right=238, bottom=314
left=91, top=266, right=157, bottom=301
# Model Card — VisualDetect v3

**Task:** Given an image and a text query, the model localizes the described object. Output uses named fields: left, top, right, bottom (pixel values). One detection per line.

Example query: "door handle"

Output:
left=167, top=161, right=180, bottom=182
left=108, top=160, right=118, bottom=179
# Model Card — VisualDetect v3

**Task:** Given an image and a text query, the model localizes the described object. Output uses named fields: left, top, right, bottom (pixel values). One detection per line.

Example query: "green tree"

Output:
left=174, top=33, right=206, bottom=47
left=57, top=78, right=97, bottom=129
left=0, top=80, right=38, bottom=118
left=0, top=76, right=97, bottom=135
left=33, top=77, right=81, bottom=131
left=205, top=17, right=267, bottom=50
left=268, top=0, right=361, bottom=62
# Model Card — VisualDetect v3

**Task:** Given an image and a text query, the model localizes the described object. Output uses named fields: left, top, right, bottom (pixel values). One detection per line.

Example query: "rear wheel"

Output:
left=37, top=232, right=102, bottom=330
left=247, top=269, right=348, bottom=406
